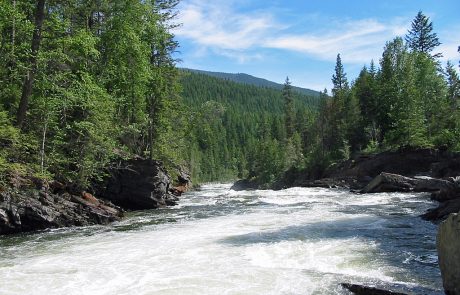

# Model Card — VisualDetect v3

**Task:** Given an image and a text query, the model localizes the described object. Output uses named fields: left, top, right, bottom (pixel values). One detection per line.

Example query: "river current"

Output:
left=0, top=184, right=442, bottom=294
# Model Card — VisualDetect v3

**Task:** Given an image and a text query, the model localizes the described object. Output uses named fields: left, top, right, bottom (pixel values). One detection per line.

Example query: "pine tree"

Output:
left=332, top=54, right=348, bottom=95
left=405, top=11, right=441, bottom=57
left=283, top=76, right=294, bottom=139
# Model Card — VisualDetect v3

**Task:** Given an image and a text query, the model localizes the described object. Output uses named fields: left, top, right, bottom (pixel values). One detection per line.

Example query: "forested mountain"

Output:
left=183, top=68, right=320, bottom=97
left=180, top=71, right=318, bottom=183
left=0, top=2, right=458, bottom=193
left=181, top=11, right=459, bottom=187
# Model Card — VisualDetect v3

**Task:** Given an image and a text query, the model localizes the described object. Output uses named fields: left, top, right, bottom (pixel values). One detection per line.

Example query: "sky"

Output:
left=173, top=0, right=460, bottom=91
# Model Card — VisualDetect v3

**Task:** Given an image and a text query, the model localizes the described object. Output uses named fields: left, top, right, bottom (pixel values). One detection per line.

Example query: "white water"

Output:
left=0, top=184, right=442, bottom=294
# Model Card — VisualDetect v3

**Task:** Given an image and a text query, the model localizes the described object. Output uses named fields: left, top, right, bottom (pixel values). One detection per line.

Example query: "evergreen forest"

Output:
left=0, top=3, right=459, bottom=190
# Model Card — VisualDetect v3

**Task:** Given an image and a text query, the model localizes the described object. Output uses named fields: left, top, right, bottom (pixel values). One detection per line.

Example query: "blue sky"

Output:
left=174, top=0, right=460, bottom=91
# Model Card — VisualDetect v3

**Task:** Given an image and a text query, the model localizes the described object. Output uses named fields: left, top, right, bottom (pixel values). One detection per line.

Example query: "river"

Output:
left=0, top=184, right=442, bottom=294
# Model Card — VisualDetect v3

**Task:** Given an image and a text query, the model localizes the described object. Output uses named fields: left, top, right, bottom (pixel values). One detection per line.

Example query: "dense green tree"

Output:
left=179, top=71, right=317, bottom=183
left=446, top=61, right=460, bottom=109
left=283, top=76, right=294, bottom=139
left=0, top=0, right=184, bottom=188
left=405, top=11, right=441, bottom=57
left=353, top=64, right=379, bottom=146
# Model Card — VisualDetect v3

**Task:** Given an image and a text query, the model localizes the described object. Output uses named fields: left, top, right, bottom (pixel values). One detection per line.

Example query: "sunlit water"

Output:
left=0, top=184, right=442, bottom=294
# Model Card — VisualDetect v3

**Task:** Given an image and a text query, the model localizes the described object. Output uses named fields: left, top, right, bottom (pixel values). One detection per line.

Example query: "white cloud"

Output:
left=175, top=1, right=456, bottom=65
left=438, top=28, right=460, bottom=62
left=176, top=0, right=281, bottom=62
left=264, top=18, right=415, bottom=64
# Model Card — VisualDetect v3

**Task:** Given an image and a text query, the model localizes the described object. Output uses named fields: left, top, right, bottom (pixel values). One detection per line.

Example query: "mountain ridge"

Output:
left=181, top=68, right=320, bottom=97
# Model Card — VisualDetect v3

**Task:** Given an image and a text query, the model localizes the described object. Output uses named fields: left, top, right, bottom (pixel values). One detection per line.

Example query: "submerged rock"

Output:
left=341, top=283, right=407, bottom=295
left=340, top=283, right=407, bottom=295
left=230, top=179, right=260, bottom=191
left=437, top=212, right=460, bottom=295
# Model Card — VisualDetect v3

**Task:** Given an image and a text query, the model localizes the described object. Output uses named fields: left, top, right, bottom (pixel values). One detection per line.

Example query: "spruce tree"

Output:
left=405, top=11, right=441, bottom=57
left=283, top=76, right=294, bottom=139
left=332, top=54, right=348, bottom=95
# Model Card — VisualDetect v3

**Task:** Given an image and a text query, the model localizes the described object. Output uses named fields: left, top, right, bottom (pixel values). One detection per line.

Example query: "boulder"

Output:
left=432, top=158, right=460, bottom=178
left=170, top=168, right=192, bottom=196
left=360, top=173, right=454, bottom=194
left=326, top=148, right=444, bottom=179
left=341, top=283, right=407, bottom=295
left=431, top=177, right=460, bottom=202
left=103, top=159, right=177, bottom=210
left=421, top=198, right=460, bottom=221
left=437, top=212, right=460, bottom=295
left=231, top=179, right=260, bottom=191
left=0, top=189, right=123, bottom=235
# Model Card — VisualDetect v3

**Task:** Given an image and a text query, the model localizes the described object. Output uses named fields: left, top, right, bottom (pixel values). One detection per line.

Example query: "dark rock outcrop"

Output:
left=437, top=212, right=460, bottom=295
left=421, top=177, right=460, bottom=221
left=422, top=198, right=460, bottom=221
left=103, top=159, right=178, bottom=210
left=326, top=148, right=458, bottom=180
left=231, top=179, right=260, bottom=191
left=0, top=188, right=123, bottom=235
left=431, top=177, right=460, bottom=202
left=266, top=148, right=460, bottom=192
left=341, top=283, right=407, bottom=295
left=360, top=173, right=455, bottom=194
left=170, top=168, right=192, bottom=196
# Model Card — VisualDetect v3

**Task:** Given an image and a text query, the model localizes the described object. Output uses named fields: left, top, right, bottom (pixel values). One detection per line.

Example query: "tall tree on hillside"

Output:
left=283, top=76, right=294, bottom=138
left=332, top=54, right=348, bottom=95
left=446, top=61, right=460, bottom=109
left=16, top=0, right=46, bottom=128
left=353, top=65, right=379, bottom=146
left=405, top=11, right=441, bottom=57
left=379, top=38, right=427, bottom=147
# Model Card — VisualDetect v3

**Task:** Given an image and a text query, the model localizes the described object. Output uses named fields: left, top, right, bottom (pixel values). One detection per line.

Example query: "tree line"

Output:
left=180, top=71, right=317, bottom=183
left=0, top=5, right=458, bottom=189
left=284, top=11, right=460, bottom=184
left=0, top=0, right=185, bottom=188
left=185, top=11, right=459, bottom=186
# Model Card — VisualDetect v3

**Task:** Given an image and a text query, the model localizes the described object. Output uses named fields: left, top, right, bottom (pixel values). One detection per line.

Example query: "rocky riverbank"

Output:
left=0, top=179, right=123, bottom=235
left=233, top=148, right=460, bottom=222
left=0, top=159, right=191, bottom=235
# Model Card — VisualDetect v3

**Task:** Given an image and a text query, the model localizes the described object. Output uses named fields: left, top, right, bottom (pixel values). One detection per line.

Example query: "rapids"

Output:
left=0, top=184, right=442, bottom=294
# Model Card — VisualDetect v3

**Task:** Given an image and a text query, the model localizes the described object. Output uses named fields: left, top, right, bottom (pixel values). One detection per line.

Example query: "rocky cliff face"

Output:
left=437, top=212, right=460, bottom=295
left=1, top=159, right=190, bottom=235
left=102, top=159, right=180, bottom=210
left=0, top=185, right=123, bottom=235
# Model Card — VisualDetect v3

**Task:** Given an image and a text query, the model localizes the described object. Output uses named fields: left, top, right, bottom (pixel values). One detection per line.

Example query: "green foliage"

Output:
left=180, top=71, right=317, bottom=183
left=405, top=11, right=441, bottom=57
left=0, top=0, right=182, bottom=188
left=283, top=77, right=295, bottom=138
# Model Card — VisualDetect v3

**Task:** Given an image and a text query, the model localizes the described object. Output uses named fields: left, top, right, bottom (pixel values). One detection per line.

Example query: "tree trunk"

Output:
left=11, top=0, right=16, bottom=57
left=148, top=118, right=153, bottom=160
left=40, top=119, right=47, bottom=174
left=16, top=0, right=46, bottom=128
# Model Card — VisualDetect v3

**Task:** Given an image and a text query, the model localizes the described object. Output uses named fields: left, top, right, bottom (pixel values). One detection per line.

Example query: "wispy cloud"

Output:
left=264, top=19, right=407, bottom=63
left=176, top=1, right=456, bottom=65
left=176, top=0, right=281, bottom=63
left=438, top=27, right=460, bottom=62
